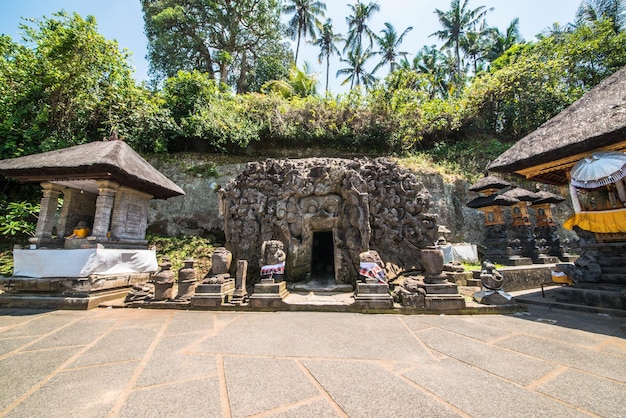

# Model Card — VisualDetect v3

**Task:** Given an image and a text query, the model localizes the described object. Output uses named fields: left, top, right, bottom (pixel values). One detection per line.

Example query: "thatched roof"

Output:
left=501, top=187, right=540, bottom=202
left=531, top=191, right=566, bottom=206
left=0, top=141, right=184, bottom=199
left=466, top=193, right=519, bottom=209
left=468, top=175, right=511, bottom=192
left=488, top=66, right=626, bottom=185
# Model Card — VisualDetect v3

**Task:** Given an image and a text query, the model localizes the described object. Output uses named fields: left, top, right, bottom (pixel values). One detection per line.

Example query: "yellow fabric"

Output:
left=563, top=208, right=626, bottom=233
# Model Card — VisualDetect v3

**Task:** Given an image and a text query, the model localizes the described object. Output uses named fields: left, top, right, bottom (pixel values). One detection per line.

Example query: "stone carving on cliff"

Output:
left=220, top=158, right=438, bottom=285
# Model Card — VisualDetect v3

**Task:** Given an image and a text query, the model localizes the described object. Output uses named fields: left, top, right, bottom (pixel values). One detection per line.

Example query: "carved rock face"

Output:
left=221, top=157, right=438, bottom=284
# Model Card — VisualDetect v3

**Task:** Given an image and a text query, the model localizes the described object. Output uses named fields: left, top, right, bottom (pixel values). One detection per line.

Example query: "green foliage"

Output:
left=147, top=235, right=214, bottom=277
left=0, top=12, right=156, bottom=159
left=142, top=0, right=286, bottom=91
left=184, top=162, right=219, bottom=178
left=0, top=201, right=39, bottom=237
left=0, top=243, right=14, bottom=276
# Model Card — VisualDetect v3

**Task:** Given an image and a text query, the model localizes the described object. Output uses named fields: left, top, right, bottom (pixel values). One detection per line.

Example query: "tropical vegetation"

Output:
left=1, top=0, right=626, bottom=245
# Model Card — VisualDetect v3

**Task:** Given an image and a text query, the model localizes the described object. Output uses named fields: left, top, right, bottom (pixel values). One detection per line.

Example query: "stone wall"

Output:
left=146, top=155, right=577, bottom=257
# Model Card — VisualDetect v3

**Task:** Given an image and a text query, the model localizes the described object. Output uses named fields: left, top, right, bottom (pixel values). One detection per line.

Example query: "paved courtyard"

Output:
left=0, top=305, right=624, bottom=417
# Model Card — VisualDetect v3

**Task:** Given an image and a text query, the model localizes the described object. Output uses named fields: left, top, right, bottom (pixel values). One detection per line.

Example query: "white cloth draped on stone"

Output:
left=260, top=261, right=285, bottom=277
left=359, top=262, right=386, bottom=283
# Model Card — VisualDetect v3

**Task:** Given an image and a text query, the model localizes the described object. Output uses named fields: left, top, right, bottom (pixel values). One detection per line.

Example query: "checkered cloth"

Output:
left=261, top=262, right=285, bottom=278
left=359, top=262, right=386, bottom=283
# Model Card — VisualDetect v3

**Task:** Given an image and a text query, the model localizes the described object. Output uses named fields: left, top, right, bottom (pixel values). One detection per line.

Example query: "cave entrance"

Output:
left=310, top=230, right=335, bottom=283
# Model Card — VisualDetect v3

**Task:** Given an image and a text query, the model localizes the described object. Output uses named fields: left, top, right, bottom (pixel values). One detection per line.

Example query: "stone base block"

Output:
left=534, top=256, right=560, bottom=264
left=0, top=288, right=130, bottom=310
left=466, top=278, right=481, bottom=287
left=505, top=257, right=533, bottom=266
left=354, top=283, right=393, bottom=309
left=422, top=282, right=459, bottom=295
left=473, top=289, right=514, bottom=305
left=1, top=273, right=150, bottom=294
left=444, top=271, right=472, bottom=286
left=425, top=295, right=466, bottom=310
left=191, top=280, right=236, bottom=307
left=248, top=281, right=289, bottom=308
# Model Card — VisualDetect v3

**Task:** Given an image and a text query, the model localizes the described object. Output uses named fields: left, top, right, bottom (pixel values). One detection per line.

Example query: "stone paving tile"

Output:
left=0, top=312, right=79, bottom=339
left=403, top=358, right=589, bottom=417
left=496, top=334, right=626, bottom=383
left=194, top=312, right=431, bottom=362
left=265, top=398, right=344, bottom=418
left=303, top=359, right=461, bottom=417
left=415, top=328, right=558, bottom=385
left=68, top=327, right=160, bottom=368
left=135, top=333, right=217, bottom=388
left=118, top=377, right=223, bottom=418
left=535, top=368, right=626, bottom=418
left=163, top=311, right=222, bottom=335
left=0, top=346, right=79, bottom=412
left=404, top=314, right=516, bottom=342
left=0, top=336, right=36, bottom=357
left=5, top=361, right=138, bottom=418
left=224, top=356, right=320, bottom=418
left=26, top=318, right=118, bottom=350
left=466, top=310, right=624, bottom=344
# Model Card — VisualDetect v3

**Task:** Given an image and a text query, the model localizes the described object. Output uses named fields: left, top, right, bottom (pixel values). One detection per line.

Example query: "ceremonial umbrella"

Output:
left=570, top=151, right=626, bottom=189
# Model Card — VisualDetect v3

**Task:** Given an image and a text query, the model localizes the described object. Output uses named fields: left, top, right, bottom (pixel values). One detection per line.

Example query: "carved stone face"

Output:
left=222, top=158, right=436, bottom=283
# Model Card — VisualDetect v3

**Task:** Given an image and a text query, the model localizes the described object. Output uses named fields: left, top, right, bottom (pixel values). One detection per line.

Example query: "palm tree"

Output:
left=460, top=21, right=490, bottom=73
left=336, top=45, right=376, bottom=89
left=430, top=0, right=493, bottom=80
left=282, top=0, right=327, bottom=65
left=312, top=18, right=342, bottom=92
left=344, top=1, right=380, bottom=54
left=575, top=0, right=625, bottom=32
left=413, top=45, right=451, bottom=99
left=372, top=22, right=413, bottom=74
left=484, top=18, right=524, bottom=63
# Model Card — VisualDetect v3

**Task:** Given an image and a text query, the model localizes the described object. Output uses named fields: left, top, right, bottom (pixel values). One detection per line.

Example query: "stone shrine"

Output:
left=219, top=157, right=439, bottom=288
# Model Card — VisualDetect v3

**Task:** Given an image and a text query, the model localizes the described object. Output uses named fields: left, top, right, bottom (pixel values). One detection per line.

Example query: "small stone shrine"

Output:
left=0, top=140, right=184, bottom=309
left=192, top=247, right=236, bottom=307
left=220, top=158, right=439, bottom=289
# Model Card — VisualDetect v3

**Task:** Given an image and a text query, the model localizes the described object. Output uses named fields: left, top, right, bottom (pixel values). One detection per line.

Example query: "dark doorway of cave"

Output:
left=310, top=230, right=334, bottom=284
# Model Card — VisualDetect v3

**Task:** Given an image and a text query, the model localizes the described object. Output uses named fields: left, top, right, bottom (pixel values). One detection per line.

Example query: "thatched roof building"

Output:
left=488, top=66, right=626, bottom=185
left=0, top=141, right=184, bottom=199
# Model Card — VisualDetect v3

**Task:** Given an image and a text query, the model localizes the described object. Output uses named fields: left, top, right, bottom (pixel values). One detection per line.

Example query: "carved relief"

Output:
left=221, top=158, right=438, bottom=285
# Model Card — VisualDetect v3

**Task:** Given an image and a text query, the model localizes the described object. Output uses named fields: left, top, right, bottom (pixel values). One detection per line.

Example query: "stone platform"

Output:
left=0, top=273, right=150, bottom=310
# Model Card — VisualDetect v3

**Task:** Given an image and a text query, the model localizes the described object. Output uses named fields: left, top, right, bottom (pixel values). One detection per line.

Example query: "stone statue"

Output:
left=473, top=260, right=512, bottom=305
left=203, top=247, right=233, bottom=284
left=260, top=240, right=286, bottom=282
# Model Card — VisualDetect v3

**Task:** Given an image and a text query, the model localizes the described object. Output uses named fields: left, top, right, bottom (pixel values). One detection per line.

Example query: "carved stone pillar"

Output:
left=33, top=182, right=64, bottom=239
left=91, top=180, right=119, bottom=240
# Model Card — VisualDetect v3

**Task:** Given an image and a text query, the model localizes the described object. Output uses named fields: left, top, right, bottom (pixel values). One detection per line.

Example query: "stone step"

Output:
left=554, top=287, right=626, bottom=310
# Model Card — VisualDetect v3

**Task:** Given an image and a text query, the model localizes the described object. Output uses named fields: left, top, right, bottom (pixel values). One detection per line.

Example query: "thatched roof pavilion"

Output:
left=0, top=140, right=184, bottom=199
left=488, top=66, right=626, bottom=185
left=0, top=140, right=184, bottom=248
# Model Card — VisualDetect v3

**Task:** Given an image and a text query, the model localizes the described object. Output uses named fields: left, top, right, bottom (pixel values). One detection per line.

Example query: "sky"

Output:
left=0, top=0, right=584, bottom=93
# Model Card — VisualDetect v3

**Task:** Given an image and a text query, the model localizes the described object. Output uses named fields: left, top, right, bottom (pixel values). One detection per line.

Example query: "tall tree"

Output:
left=411, top=45, right=451, bottom=99
left=141, top=0, right=284, bottom=90
left=484, top=18, right=524, bottom=63
left=430, top=0, right=492, bottom=81
left=0, top=12, right=149, bottom=158
left=576, top=0, right=625, bottom=33
left=372, top=22, right=413, bottom=74
left=282, top=0, right=327, bottom=66
left=337, top=45, right=376, bottom=89
left=344, top=1, right=380, bottom=54
left=312, top=18, right=342, bottom=92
